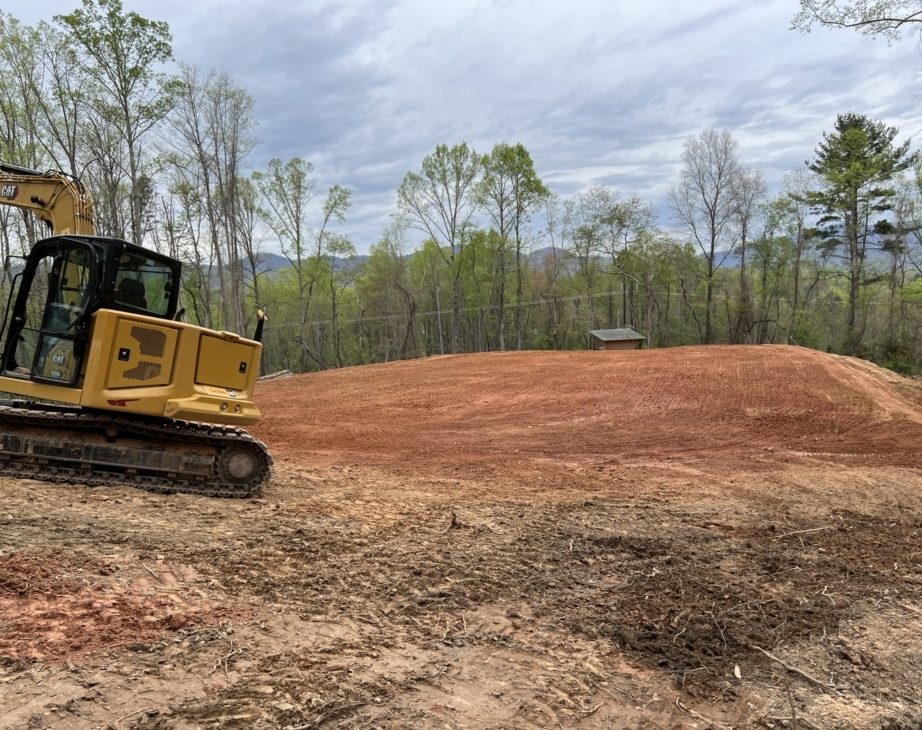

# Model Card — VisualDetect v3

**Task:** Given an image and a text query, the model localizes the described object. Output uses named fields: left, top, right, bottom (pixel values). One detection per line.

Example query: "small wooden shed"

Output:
left=589, top=328, right=646, bottom=351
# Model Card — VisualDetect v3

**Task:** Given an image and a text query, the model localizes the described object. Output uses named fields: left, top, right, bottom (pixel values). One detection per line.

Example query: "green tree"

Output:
left=0, top=14, right=46, bottom=250
left=479, top=142, right=549, bottom=349
left=592, top=190, right=655, bottom=334
left=254, top=158, right=314, bottom=270
left=0, top=16, right=89, bottom=178
left=356, top=226, right=423, bottom=362
left=164, top=64, right=255, bottom=332
left=614, top=234, right=698, bottom=346
left=55, top=0, right=174, bottom=244
left=253, top=156, right=315, bottom=352
left=776, top=168, right=817, bottom=340
left=805, top=112, right=916, bottom=353
left=253, top=158, right=351, bottom=370
left=410, top=238, right=454, bottom=355
left=563, top=189, right=609, bottom=332
left=458, top=228, right=503, bottom=351
left=397, top=143, right=482, bottom=353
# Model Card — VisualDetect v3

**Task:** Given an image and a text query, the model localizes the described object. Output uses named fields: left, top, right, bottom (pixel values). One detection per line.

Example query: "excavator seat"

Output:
left=116, top=278, right=147, bottom=309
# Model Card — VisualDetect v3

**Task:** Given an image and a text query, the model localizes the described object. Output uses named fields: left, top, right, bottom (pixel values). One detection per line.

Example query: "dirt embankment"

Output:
left=0, top=345, right=920, bottom=729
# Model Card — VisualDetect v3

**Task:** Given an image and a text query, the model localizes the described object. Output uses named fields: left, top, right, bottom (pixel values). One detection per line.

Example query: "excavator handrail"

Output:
left=0, top=161, right=95, bottom=236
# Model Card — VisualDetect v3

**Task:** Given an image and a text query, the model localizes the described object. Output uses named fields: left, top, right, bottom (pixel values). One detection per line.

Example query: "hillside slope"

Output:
left=253, top=345, right=922, bottom=476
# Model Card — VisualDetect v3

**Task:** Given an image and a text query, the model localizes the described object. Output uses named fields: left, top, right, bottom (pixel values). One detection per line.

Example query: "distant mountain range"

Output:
left=244, top=241, right=893, bottom=280
left=250, top=252, right=370, bottom=277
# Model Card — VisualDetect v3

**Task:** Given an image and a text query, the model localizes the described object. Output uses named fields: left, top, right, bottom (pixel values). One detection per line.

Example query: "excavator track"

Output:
left=0, top=401, right=271, bottom=498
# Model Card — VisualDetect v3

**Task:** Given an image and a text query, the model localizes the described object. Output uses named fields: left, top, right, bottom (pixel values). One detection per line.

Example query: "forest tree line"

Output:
left=3, top=1, right=922, bottom=375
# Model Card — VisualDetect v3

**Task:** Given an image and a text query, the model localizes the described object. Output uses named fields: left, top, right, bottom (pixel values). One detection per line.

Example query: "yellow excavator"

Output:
left=0, top=162, right=270, bottom=497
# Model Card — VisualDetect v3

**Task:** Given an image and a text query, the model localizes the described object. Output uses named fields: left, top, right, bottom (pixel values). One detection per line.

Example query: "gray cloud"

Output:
left=10, top=0, right=922, bottom=251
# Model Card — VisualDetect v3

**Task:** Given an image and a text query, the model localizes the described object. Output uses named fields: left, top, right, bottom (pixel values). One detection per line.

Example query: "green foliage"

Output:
left=397, top=142, right=482, bottom=253
left=807, top=114, right=914, bottom=206
left=252, top=157, right=315, bottom=263
left=805, top=113, right=917, bottom=353
left=54, top=0, right=175, bottom=242
left=878, top=339, right=917, bottom=374
left=479, top=142, right=550, bottom=237
left=55, top=0, right=172, bottom=92
left=323, top=185, right=351, bottom=229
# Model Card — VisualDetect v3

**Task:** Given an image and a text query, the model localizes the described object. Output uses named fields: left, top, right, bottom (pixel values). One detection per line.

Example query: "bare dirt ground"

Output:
left=1, top=344, right=921, bottom=729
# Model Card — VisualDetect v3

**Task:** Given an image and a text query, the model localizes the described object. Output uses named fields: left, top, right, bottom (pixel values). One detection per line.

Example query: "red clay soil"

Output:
left=1, top=344, right=921, bottom=729
left=0, top=551, right=227, bottom=663
left=253, top=344, right=922, bottom=476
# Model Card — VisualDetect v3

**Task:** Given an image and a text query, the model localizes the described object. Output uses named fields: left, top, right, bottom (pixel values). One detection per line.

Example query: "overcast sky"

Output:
left=9, top=0, right=922, bottom=252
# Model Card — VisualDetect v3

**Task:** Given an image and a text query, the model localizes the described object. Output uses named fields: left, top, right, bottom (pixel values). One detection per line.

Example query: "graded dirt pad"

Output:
left=255, top=344, right=922, bottom=477
left=0, top=344, right=921, bottom=729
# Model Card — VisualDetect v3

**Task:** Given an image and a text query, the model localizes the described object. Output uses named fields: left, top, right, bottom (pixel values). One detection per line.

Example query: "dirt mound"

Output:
left=253, top=345, right=922, bottom=477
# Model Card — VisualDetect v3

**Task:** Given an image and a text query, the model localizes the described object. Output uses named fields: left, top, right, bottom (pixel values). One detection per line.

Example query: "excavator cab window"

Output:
left=113, top=251, right=174, bottom=317
left=7, top=241, right=94, bottom=384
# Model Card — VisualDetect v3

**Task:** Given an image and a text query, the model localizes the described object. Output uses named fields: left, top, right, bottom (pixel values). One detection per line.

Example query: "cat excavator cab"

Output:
left=0, top=162, right=270, bottom=497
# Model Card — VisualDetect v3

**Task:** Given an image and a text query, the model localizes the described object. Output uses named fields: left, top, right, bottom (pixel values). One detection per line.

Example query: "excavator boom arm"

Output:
left=0, top=162, right=94, bottom=236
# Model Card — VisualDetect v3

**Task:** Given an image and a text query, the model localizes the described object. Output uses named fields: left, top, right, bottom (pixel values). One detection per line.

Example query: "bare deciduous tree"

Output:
left=731, top=168, right=767, bottom=342
left=792, top=0, right=922, bottom=40
left=670, top=128, right=744, bottom=344
left=164, top=64, right=254, bottom=332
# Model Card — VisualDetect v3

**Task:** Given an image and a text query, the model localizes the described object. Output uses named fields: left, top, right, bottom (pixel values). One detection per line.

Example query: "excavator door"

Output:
left=2, top=239, right=96, bottom=385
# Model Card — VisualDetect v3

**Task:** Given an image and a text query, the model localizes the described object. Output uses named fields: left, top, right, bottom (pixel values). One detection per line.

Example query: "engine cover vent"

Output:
left=123, top=361, right=162, bottom=381
left=131, top=326, right=167, bottom=357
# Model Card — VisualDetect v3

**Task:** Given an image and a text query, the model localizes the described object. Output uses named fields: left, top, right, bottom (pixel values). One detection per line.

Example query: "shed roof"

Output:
left=589, top=328, right=646, bottom=341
